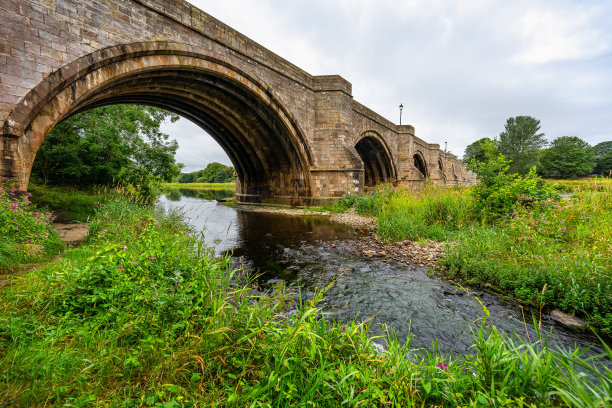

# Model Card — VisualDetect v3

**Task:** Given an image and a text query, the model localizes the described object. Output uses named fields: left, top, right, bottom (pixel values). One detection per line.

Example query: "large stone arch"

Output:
left=2, top=42, right=314, bottom=205
left=353, top=131, right=397, bottom=187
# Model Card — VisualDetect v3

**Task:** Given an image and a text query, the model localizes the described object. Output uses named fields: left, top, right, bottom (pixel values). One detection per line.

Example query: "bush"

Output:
left=467, top=143, right=559, bottom=222
left=0, top=186, right=63, bottom=271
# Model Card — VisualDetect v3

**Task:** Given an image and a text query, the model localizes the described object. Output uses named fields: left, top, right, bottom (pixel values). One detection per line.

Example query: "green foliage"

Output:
left=498, top=116, right=548, bottom=175
left=178, top=162, right=235, bottom=184
left=539, top=136, right=595, bottom=178
left=0, top=198, right=610, bottom=406
left=0, top=186, right=63, bottom=271
left=467, top=141, right=559, bottom=221
left=594, top=153, right=612, bottom=175
left=591, top=141, right=612, bottom=158
left=32, top=105, right=181, bottom=197
left=463, top=137, right=497, bottom=163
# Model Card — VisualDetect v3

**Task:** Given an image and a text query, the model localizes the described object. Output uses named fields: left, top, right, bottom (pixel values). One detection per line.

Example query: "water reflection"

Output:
left=157, top=188, right=609, bottom=359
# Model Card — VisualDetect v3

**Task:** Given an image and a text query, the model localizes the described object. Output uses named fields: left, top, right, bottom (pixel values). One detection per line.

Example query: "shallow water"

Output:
left=157, top=189, right=609, bottom=359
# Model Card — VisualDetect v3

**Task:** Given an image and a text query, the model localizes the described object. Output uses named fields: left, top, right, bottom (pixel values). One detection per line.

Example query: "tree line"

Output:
left=464, top=116, right=612, bottom=178
left=176, top=162, right=235, bottom=184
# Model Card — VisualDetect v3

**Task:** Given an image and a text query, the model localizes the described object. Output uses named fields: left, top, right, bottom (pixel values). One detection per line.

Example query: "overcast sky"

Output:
left=162, top=0, right=612, bottom=172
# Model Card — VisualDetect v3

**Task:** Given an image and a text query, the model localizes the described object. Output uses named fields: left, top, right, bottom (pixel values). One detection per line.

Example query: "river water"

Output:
left=157, top=188, right=609, bottom=359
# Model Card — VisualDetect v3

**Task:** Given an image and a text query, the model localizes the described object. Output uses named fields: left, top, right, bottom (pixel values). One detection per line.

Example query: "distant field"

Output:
left=545, top=177, right=611, bottom=192
left=163, top=182, right=235, bottom=189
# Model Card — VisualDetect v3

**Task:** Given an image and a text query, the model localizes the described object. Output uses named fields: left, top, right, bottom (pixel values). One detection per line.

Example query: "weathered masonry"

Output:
left=0, top=0, right=475, bottom=205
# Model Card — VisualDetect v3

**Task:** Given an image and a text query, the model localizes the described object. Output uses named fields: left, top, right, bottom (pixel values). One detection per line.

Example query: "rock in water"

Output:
left=550, top=310, right=588, bottom=330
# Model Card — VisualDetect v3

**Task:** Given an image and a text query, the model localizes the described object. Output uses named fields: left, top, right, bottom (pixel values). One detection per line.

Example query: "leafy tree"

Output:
left=595, top=153, right=612, bottom=176
left=196, top=162, right=234, bottom=183
left=592, top=141, right=612, bottom=175
left=539, top=136, right=595, bottom=178
left=591, top=141, right=612, bottom=158
left=463, top=137, right=497, bottom=163
left=178, top=162, right=235, bottom=184
left=498, top=116, right=547, bottom=175
left=33, top=105, right=180, bottom=189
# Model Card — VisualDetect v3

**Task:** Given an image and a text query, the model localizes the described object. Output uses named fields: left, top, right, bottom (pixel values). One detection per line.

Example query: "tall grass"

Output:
left=377, top=184, right=474, bottom=241
left=0, top=197, right=610, bottom=406
left=546, top=177, right=612, bottom=193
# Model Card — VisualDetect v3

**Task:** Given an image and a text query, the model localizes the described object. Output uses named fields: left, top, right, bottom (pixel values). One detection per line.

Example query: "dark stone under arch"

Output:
left=414, top=153, right=428, bottom=178
left=355, top=136, right=395, bottom=187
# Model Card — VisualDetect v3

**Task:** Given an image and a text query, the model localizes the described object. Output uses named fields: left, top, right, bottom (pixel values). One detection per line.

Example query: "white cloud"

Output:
left=513, top=6, right=610, bottom=64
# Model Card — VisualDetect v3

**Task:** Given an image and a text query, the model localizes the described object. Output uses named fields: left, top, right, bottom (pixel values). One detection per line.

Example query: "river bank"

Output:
left=1, top=196, right=610, bottom=406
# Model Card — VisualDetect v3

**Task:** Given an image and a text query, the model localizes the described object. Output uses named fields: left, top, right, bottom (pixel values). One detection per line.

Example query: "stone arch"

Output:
left=2, top=42, right=314, bottom=205
left=413, top=152, right=428, bottom=178
left=354, top=131, right=397, bottom=187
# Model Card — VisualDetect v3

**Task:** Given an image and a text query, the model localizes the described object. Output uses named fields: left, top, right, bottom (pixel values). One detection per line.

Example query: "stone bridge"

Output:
left=0, top=0, right=475, bottom=205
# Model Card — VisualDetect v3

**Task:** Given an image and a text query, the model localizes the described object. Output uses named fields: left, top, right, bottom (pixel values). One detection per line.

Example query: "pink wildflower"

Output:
left=437, top=362, right=449, bottom=371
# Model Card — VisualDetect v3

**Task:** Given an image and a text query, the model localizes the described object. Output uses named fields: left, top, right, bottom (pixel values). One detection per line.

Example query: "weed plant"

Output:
left=0, top=198, right=610, bottom=406
left=0, top=186, right=63, bottom=272
left=377, top=184, right=474, bottom=241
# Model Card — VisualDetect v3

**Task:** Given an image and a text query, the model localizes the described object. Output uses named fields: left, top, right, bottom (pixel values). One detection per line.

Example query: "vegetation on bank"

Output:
left=32, top=105, right=181, bottom=200
left=175, top=162, right=236, bottom=184
left=163, top=182, right=235, bottom=189
left=1, top=197, right=610, bottom=406
left=0, top=186, right=63, bottom=272
left=330, top=151, right=611, bottom=333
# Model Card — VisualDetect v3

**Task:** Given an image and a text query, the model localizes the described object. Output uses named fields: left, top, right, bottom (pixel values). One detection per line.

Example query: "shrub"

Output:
left=0, top=186, right=63, bottom=271
left=467, top=142, right=559, bottom=222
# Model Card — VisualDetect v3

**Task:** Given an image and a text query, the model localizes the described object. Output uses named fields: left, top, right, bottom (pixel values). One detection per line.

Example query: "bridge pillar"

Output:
left=308, top=76, right=363, bottom=204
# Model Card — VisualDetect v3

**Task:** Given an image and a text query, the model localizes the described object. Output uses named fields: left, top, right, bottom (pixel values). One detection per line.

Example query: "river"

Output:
left=157, top=187, right=609, bottom=359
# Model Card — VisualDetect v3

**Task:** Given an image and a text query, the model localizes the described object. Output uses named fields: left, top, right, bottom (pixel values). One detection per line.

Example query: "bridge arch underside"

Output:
left=354, top=136, right=395, bottom=187
left=8, top=47, right=313, bottom=205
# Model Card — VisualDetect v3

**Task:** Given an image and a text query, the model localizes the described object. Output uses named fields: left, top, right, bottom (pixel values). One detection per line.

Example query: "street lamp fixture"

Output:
left=399, top=103, right=404, bottom=125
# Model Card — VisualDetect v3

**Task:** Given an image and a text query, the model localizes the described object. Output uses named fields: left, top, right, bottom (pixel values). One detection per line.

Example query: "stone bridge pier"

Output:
left=0, top=0, right=475, bottom=205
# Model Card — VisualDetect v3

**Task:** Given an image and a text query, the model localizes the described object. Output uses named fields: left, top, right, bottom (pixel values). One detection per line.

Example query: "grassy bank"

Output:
left=545, top=178, right=612, bottom=193
left=163, top=182, right=235, bottom=189
left=1, top=197, right=610, bottom=406
left=333, top=180, right=612, bottom=333
left=27, top=183, right=125, bottom=222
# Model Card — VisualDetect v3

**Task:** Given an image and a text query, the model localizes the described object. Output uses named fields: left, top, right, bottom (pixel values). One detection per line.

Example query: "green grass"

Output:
left=163, top=182, right=235, bottom=189
left=0, top=197, right=610, bottom=406
left=546, top=178, right=612, bottom=193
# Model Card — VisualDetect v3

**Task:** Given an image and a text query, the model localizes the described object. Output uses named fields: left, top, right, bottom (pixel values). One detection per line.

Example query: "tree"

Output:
left=196, top=162, right=235, bottom=183
left=32, top=105, right=181, bottom=187
left=539, top=136, right=594, bottom=178
left=592, top=141, right=612, bottom=175
left=178, top=163, right=235, bottom=184
left=498, top=116, right=547, bottom=175
left=591, top=141, right=612, bottom=158
left=463, top=137, right=497, bottom=163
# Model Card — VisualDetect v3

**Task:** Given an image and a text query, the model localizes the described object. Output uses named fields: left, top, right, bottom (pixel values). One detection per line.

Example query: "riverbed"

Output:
left=157, top=188, right=609, bottom=358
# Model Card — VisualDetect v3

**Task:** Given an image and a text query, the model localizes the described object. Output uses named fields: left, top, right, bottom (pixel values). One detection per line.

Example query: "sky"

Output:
left=162, top=0, right=612, bottom=172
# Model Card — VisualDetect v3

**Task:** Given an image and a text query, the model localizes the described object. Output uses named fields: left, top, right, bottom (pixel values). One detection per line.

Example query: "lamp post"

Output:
left=399, top=103, right=403, bottom=125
